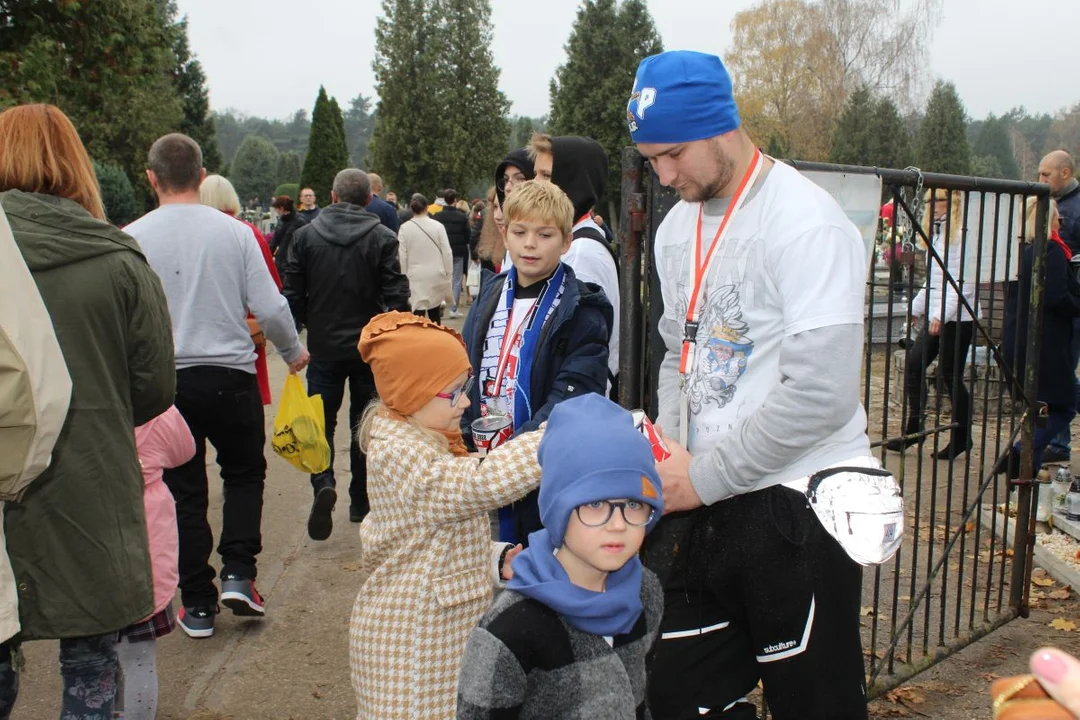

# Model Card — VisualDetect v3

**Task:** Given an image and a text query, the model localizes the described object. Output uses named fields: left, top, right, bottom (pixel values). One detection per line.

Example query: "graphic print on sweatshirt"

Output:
left=676, top=283, right=754, bottom=415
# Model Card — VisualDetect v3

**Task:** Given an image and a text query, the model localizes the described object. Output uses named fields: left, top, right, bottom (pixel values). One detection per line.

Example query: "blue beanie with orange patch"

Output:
left=537, top=393, right=663, bottom=548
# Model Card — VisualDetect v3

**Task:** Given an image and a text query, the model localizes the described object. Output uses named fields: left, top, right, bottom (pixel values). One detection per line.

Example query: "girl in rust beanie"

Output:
left=349, top=311, right=545, bottom=719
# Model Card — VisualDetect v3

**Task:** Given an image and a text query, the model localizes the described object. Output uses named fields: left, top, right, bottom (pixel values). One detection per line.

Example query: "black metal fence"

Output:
left=618, top=149, right=1054, bottom=698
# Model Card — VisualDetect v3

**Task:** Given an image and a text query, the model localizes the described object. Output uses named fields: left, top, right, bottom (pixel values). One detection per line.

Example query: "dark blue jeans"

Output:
left=0, top=633, right=119, bottom=720
left=305, top=358, right=377, bottom=512
left=1014, top=407, right=1078, bottom=474
left=1049, top=317, right=1080, bottom=454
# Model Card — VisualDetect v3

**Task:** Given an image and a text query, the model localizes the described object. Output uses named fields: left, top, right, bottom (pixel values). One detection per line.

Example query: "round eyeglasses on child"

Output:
left=574, top=499, right=654, bottom=527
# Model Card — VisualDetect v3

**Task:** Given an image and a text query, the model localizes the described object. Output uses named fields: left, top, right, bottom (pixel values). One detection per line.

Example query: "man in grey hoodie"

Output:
left=284, top=169, right=411, bottom=540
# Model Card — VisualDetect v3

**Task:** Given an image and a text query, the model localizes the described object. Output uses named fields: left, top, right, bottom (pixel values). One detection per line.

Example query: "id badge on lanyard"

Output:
left=484, top=299, right=539, bottom=417
left=678, top=149, right=764, bottom=448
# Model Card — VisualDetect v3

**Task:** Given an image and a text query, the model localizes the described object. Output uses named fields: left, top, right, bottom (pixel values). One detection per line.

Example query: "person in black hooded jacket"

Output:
left=467, top=149, right=538, bottom=278
left=284, top=169, right=410, bottom=540
left=529, top=134, right=621, bottom=397
left=495, top=147, right=535, bottom=207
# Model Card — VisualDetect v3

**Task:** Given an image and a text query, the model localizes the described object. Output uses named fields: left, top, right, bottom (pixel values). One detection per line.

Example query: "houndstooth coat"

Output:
left=349, top=415, right=543, bottom=719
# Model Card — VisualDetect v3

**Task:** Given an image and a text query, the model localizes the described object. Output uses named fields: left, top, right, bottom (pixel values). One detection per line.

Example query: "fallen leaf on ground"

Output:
left=1050, top=588, right=1072, bottom=600
left=861, top=606, right=875, bottom=616
left=868, top=702, right=911, bottom=718
left=884, top=686, right=927, bottom=706
left=1050, top=618, right=1077, bottom=631
left=982, top=672, right=1000, bottom=682
left=919, top=680, right=965, bottom=697
left=1033, top=576, right=1056, bottom=587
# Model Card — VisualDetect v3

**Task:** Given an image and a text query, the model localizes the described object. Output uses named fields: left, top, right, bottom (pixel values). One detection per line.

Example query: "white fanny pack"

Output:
left=800, top=459, right=904, bottom=566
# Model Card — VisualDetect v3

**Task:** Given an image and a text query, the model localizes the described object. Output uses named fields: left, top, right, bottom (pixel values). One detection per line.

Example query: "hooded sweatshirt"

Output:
left=495, top=147, right=536, bottom=207
left=549, top=136, right=621, bottom=381
left=284, top=203, right=411, bottom=359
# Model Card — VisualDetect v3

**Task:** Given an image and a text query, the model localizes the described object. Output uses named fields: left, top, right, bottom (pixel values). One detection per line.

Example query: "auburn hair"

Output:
left=0, top=104, right=105, bottom=219
left=476, top=185, right=506, bottom=264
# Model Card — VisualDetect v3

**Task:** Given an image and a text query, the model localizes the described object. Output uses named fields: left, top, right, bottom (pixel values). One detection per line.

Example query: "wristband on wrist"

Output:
left=497, top=543, right=514, bottom=578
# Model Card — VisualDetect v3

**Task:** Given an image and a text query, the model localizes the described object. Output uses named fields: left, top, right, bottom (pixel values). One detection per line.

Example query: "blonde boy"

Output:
left=460, top=181, right=614, bottom=546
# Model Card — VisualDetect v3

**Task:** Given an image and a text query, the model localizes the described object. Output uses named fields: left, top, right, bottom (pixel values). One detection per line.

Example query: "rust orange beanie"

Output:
left=358, top=312, right=472, bottom=416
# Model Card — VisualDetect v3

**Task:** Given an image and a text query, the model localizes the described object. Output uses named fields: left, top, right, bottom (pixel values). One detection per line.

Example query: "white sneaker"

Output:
left=449, top=310, right=463, bottom=318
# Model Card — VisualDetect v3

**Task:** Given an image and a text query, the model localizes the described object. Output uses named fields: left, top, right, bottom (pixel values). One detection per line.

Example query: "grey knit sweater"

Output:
left=456, top=568, right=662, bottom=719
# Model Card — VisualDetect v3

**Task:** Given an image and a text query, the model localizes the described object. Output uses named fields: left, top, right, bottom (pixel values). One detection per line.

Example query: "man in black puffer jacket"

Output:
left=283, top=169, right=410, bottom=540
left=434, top=188, right=472, bottom=318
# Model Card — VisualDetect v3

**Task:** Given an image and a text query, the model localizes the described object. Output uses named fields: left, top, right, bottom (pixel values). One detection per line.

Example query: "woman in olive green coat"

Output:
left=0, top=104, right=175, bottom=719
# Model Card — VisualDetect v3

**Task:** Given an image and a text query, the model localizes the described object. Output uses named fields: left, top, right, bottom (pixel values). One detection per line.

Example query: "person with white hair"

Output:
left=199, top=174, right=285, bottom=408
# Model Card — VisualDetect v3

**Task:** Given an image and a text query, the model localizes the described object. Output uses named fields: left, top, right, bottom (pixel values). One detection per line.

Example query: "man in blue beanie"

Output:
left=456, top=393, right=664, bottom=718
left=628, top=51, right=873, bottom=719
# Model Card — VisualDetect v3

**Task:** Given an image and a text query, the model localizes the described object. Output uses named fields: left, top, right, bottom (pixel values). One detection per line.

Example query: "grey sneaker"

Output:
left=221, top=574, right=265, bottom=617
left=178, top=605, right=217, bottom=638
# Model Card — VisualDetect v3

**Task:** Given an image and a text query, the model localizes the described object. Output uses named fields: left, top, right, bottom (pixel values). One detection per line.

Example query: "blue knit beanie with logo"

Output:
left=627, top=50, right=741, bottom=145
left=537, top=393, right=663, bottom=548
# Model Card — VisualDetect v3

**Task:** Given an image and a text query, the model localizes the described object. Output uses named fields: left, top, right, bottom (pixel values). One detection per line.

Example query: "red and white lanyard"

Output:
left=679, top=149, right=764, bottom=446
left=491, top=299, right=540, bottom=398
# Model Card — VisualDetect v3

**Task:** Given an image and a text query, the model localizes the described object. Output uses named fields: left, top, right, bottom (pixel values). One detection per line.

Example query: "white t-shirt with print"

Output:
left=654, top=161, right=870, bottom=485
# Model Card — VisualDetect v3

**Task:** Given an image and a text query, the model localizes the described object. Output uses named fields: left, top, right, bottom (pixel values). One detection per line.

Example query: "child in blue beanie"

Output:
left=457, top=393, right=664, bottom=719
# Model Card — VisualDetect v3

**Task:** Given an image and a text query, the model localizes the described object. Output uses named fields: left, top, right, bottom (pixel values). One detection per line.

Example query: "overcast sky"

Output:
left=177, top=0, right=1077, bottom=122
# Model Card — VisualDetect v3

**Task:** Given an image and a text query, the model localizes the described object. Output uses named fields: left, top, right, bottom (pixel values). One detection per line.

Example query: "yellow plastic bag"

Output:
left=272, top=373, right=331, bottom=474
